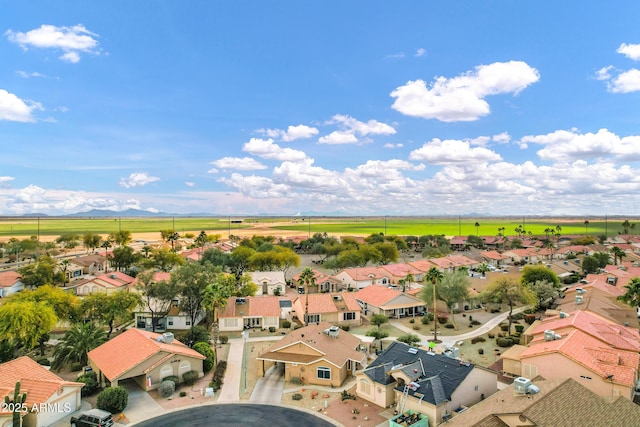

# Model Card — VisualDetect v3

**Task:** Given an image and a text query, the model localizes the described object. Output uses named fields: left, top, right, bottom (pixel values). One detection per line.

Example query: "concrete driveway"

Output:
left=119, top=379, right=166, bottom=424
left=249, top=363, right=284, bottom=404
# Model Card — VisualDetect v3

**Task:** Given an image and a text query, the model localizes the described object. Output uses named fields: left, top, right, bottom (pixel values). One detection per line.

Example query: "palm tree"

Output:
left=195, top=231, right=208, bottom=254
left=298, top=267, right=316, bottom=322
left=474, top=222, right=480, bottom=236
left=141, top=245, right=152, bottom=258
left=202, top=277, right=233, bottom=349
left=584, top=220, right=590, bottom=236
left=622, top=220, right=631, bottom=235
left=618, top=277, right=640, bottom=312
left=60, top=259, right=70, bottom=285
left=425, top=267, right=444, bottom=342
left=555, top=225, right=562, bottom=244
left=610, top=246, right=625, bottom=265
left=100, top=240, right=112, bottom=272
left=52, top=322, right=107, bottom=371
left=168, top=231, right=180, bottom=252
left=476, top=263, right=490, bottom=277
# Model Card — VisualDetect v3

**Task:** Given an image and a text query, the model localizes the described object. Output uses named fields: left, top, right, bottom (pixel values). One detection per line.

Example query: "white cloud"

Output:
left=210, top=156, right=267, bottom=171
left=5, top=24, right=99, bottom=62
left=390, top=60, right=540, bottom=122
left=409, top=138, right=502, bottom=164
left=185, top=182, right=195, bottom=187
left=242, top=138, right=308, bottom=162
left=521, top=128, right=640, bottom=162
left=119, top=172, right=160, bottom=188
left=0, top=177, right=14, bottom=184
left=16, top=70, right=49, bottom=79
left=492, top=132, right=511, bottom=143
left=595, top=66, right=613, bottom=81
left=319, top=114, right=396, bottom=144
left=256, top=124, right=319, bottom=141
left=608, top=69, right=640, bottom=93
left=386, top=52, right=405, bottom=59
left=415, top=48, right=426, bottom=57
left=617, top=43, right=640, bottom=61
left=384, top=143, right=404, bottom=148
left=218, top=173, right=291, bottom=198
left=0, top=89, right=42, bottom=122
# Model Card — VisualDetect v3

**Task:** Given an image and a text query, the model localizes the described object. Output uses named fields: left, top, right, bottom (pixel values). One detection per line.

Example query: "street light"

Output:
left=242, top=329, right=249, bottom=394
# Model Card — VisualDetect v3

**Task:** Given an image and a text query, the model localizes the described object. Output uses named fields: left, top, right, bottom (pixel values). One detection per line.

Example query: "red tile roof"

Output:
left=379, top=263, right=422, bottom=278
left=340, top=267, right=388, bottom=281
left=88, top=328, right=205, bottom=382
left=221, top=296, right=281, bottom=318
left=0, top=271, right=21, bottom=288
left=0, top=357, right=82, bottom=413
left=354, top=285, right=423, bottom=308
left=293, top=293, right=360, bottom=314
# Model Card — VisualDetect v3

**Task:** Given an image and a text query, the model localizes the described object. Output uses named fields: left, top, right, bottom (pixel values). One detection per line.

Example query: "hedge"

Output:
left=97, top=386, right=128, bottom=413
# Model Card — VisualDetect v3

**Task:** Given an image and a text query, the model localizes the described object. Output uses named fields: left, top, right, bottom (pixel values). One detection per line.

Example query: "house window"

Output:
left=168, top=320, right=174, bottom=326
left=344, top=312, right=356, bottom=321
left=306, top=314, right=320, bottom=324
left=186, top=321, right=191, bottom=326
left=317, top=367, right=331, bottom=380
left=225, top=318, right=238, bottom=327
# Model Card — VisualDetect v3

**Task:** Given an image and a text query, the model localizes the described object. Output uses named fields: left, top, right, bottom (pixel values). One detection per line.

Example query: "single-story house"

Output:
left=74, top=271, right=135, bottom=296
left=0, top=271, right=24, bottom=297
left=257, top=321, right=366, bottom=388
left=292, top=269, right=342, bottom=293
left=355, top=341, right=497, bottom=426
left=67, top=254, right=108, bottom=279
left=378, top=263, right=424, bottom=284
left=219, top=296, right=281, bottom=331
left=292, top=292, right=362, bottom=326
left=88, top=328, right=205, bottom=390
left=249, top=271, right=286, bottom=296
left=334, top=267, right=391, bottom=290
left=0, top=356, right=83, bottom=427
left=354, top=285, right=425, bottom=318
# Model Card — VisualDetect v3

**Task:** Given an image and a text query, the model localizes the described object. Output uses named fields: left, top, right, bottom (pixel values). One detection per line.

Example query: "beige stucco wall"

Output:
left=355, top=373, right=396, bottom=408
left=523, top=353, right=632, bottom=400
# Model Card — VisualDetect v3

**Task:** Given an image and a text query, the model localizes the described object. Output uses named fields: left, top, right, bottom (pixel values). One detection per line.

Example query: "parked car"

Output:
left=70, top=409, right=114, bottom=427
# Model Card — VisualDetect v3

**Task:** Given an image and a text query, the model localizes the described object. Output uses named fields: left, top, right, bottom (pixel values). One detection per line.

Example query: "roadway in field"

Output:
left=131, top=403, right=338, bottom=427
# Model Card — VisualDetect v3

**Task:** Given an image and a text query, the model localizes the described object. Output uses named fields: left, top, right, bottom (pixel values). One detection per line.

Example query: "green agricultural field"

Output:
left=0, top=215, right=633, bottom=239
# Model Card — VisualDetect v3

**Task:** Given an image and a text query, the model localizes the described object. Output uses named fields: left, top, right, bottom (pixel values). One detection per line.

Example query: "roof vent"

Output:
left=576, top=288, right=586, bottom=294
left=544, top=330, right=561, bottom=341
left=576, top=295, right=584, bottom=305
left=443, top=347, right=460, bottom=359
left=407, top=347, right=418, bottom=354
left=109, top=274, right=117, bottom=279
left=559, top=312, right=569, bottom=319
left=514, top=377, right=540, bottom=395
left=161, top=332, right=174, bottom=344
left=606, top=276, right=618, bottom=285
left=618, top=266, right=627, bottom=271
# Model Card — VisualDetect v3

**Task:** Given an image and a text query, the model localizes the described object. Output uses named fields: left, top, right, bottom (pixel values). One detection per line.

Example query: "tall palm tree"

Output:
left=202, top=277, right=234, bottom=349
left=60, top=259, right=70, bottom=285
left=474, top=222, right=480, bottom=236
left=195, top=231, right=208, bottom=254
left=168, top=231, right=180, bottom=252
left=425, top=267, right=444, bottom=342
left=584, top=220, right=590, bottom=236
left=100, top=240, right=112, bottom=272
left=618, top=277, right=640, bottom=312
left=610, top=246, right=625, bottom=265
left=555, top=225, right=562, bottom=244
left=52, top=322, right=107, bottom=371
left=622, top=219, right=631, bottom=235
left=298, top=267, right=316, bottom=322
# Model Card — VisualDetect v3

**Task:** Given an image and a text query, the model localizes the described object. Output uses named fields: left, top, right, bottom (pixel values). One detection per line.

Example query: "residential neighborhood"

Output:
left=1, top=223, right=640, bottom=427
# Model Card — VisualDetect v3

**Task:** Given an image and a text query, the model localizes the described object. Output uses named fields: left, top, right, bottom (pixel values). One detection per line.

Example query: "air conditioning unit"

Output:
left=327, top=326, right=340, bottom=338
left=576, top=288, right=586, bottom=294
left=514, top=377, right=541, bottom=395
left=576, top=295, right=584, bottom=305
left=544, top=330, right=561, bottom=341
left=559, top=312, right=569, bottom=318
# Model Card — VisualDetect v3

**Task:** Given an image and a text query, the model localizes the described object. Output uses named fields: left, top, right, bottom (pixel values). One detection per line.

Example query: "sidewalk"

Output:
left=390, top=306, right=530, bottom=350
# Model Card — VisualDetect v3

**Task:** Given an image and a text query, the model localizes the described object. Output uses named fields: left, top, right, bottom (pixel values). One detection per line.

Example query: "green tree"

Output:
left=434, top=271, right=470, bottom=330
left=52, top=322, right=107, bottom=371
left=0, top=300, right=57, bottom=350
left=397, top=333, right=421, bottom=347
left=373, top=242, right=398, bottom=265
left=529, top=280, right=561, bottom=310
left=366, top=328, right=389, bottom=351
left=96, top=386, right=128, bottom=413
left=474, top=222, right=480, bottom=235
left=422, top=267, right=443, bottom=341
left=592, top=252, right=611, bottom=268
left=167, top=231, right=180, bottom=252
left=370, top=314, right=389, bottom=330
left=173, top=263, right=221, bottom=330
left=298, top=267, right=317, bottom=321
left=110, top=245, right=138, bottom=272
left=234, top=273, right=258, bottom=297
left=617, top=277, right=640, bottom=311
left=610, top=246, right=625, bottom=265
left=109, top=230, right=132, bottom=247
left=581, top=256, right=600, bottom=274
left=100, top=240, right=112, bottom=271
left=82, top=233, right=102, bottom=253
left=136, top=271, right=181, bottom=332
left=18, top=255, right=63, bottom=288
left=9, top=285, right=80, bottom=323
left=195, top=231, right=208, bottom=253
left=622, top=219, right=631, bottom=235
left=228, top=246, right=255, bottom=282
left=81, top=292, right=142, bottom=337
left=482, top=277, right=537, bottom=334
left=202, top=275, right=234, bottom=349
left=476, top=263, right=490, bottom=277
left=520, top=265, right=560, bottom=288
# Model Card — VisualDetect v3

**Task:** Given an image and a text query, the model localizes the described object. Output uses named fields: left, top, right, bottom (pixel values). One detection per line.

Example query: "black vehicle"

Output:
left=70, top=409, right=114, bottom=427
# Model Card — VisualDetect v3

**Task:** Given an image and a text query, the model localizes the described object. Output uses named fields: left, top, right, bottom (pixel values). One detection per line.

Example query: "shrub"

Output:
left=77, top=371, right=100, bottom=397
left=282, top=320, right=291, bottom=329
left=268, top=326, right=276, bottom=333
left=397, top=333, right=421, bottom=346
left=70, top=362, right=83, bottom=372
left=468, top=315, right=473, bottom=321
left=340, top=325, right=350, bottom=331
left=292, top=393, right=303, bottom=401
left=500, top=324, right=509, bottom=332
left=177, top=325, right=210, bottom=346
left=219, top=335, right=229, bottom=344
left=488, top=333, right=495, bottom=339
left=179, top=391, right=187, bottom=397
left=193, top=342, right=215, bottom=373
left=510, top=313, right=524, bottom=321
left=423, top=312, right=434, bottom=321
left=445, top=323, right=455, bottom=329
left=478, top=348, right=484, bottom=355
left=97, top=386, right=128, bottom=413
left=37, top=357, right=51, bottom=366
left=161, top=375, right=179, bottom=388
left=157, top=380, right=175, bottom=398
left=211, top=360, right=227, bottom=390
left=471, top=336, right=486, bottom=344
left=421, top=316, right=431, bottom=325
left=514, top=324, right=525, bottom=333
left=182, top=370, right=199, bottom=386
left=462, top=313, right=466, bottom=318
left=471, top=320, right=481, bottom=326
left=412, top=325, right=420, bottom=330
left=437, top=315, right=448, bottom=324
left=409, top=318, right=415, bottom=324
left=496, top=337, right=514, bottom=348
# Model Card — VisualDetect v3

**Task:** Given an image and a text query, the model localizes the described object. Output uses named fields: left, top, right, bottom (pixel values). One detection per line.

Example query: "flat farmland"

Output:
left=0, top=216, right=632, bottom=241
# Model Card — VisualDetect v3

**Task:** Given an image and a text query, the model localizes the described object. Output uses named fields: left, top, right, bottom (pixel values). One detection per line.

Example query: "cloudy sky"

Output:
left=2, top=1, right=640, bottom=216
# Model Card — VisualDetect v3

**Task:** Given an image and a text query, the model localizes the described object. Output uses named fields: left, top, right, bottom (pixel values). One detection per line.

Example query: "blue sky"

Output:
left=2, top=1, right=640, bottom=216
